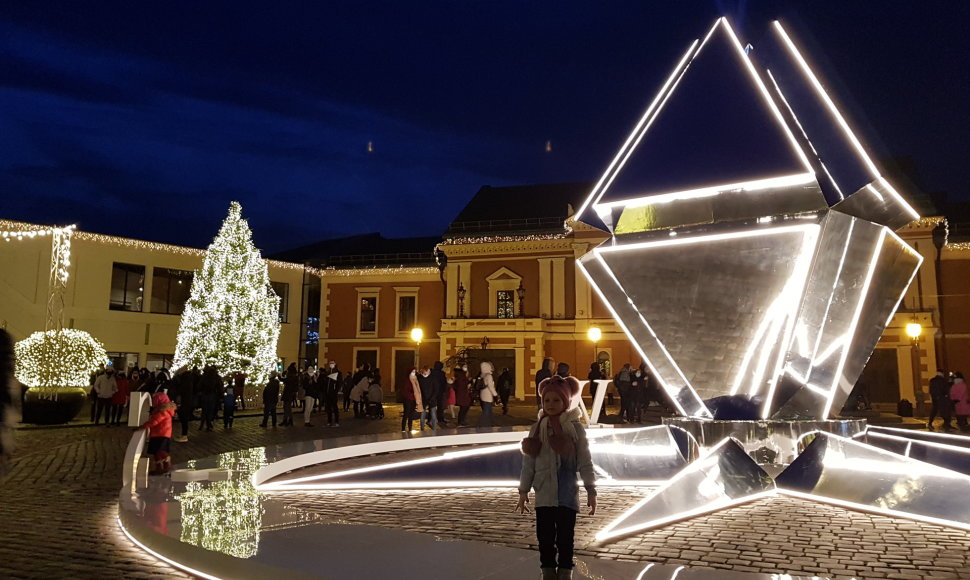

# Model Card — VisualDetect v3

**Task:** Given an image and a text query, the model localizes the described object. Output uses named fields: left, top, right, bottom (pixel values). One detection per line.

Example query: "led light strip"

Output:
left=595, top=437, right=775, bottom=541
left=772, top=21, right=920, bottom=221
left=866, top=431, right=970, bottom=457
left=766, top=68, right=845, bottom=201
left=597, top=172, right=817, bottom=211
left=575, top=34, right=703, bottom=221
left=821, top=229, right=886, bottom=418
left=778, top=489, right=970, bottom=532
left=117, top=517, right=224, bottom=580
left=720, top=19, right=815, bottom=173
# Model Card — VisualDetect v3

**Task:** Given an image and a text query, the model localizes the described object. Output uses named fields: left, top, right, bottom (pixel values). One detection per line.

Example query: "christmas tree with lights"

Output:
left=173, top=202, right=280, bottom=387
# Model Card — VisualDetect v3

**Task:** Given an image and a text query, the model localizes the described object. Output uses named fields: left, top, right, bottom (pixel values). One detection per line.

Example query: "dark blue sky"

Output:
left=2, top=2, right=968, bottom=253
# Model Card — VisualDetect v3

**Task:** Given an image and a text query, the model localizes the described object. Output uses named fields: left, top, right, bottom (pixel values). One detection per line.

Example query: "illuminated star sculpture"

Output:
left=575, top=17, right=923, bottom=421
left=253, top=17, right=970, bottom=544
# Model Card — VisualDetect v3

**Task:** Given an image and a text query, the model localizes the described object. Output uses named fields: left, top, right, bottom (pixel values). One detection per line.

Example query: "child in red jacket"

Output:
left=142, top=392, right=177, bottom=474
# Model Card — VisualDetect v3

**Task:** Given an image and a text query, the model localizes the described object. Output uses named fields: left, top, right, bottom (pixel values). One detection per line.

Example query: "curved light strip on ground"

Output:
left=117, top=517, right=224, bottom=580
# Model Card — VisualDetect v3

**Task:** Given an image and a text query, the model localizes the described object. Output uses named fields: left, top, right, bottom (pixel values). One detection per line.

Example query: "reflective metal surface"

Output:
left=863, top=428, right=970, bottom=476
left=596, top=438, right=775, bottom=541
left=263, top=426, right=687, bottom=489
left=664, top=417, right=865, bottom=469
left=775, top=433, right=970, bottom=529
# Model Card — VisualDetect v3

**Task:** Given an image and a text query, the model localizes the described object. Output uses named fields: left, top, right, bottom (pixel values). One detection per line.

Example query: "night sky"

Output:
left=2, top=2, right=968, bottom=253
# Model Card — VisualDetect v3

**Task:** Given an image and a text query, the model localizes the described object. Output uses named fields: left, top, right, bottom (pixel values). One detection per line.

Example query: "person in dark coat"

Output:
left=588, top=362, right=605, bottom=422
left=928, top=370, right=954, bottom=431
left=535, top=357, right=554, bottom=408
left=172, top=369, right=196, bottom=442
left=417, top=366, right=437, bottom=429
left=613, top=364, right=633, bottom=423
left=0, top=329, right=17, bottom=472
left=281, top=364, right=299, bottom=426
left=453, top=366, right=472, bottom=427
left=497, top=367, right=513, bottom=414
left=322, top=361, right=343, bottom=427
left=430, top=361, right=448, bottom=424
left=261, top=371, right=281, bottom=427
left=198, top=365, right=222, bottom=432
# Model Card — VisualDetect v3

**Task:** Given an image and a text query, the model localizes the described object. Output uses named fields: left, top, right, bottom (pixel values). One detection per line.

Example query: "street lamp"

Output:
left=587, top=326, right=601, bottom=363
left=932, top=220, right=949, bottom=371
left=906, top=321, right=924, bottom=415
left=411, top=327, right=423, bottom=368
left=457, top=282, right=467, bottom=319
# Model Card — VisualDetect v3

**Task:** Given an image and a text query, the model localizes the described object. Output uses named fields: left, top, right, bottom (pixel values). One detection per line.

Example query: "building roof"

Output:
left=269, top=232, right=440, bottom=268
left=445, top=182, right=593, bottom=238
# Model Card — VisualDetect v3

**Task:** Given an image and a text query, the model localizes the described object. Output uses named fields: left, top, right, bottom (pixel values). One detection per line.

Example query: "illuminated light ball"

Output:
left=15, top=329, right=108, bottom=388
left=905, top=322, right=922, bottom=339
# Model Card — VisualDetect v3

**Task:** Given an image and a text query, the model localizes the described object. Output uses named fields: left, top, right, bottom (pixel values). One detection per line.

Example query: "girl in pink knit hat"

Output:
left=515, top=375, right=597, bottom=580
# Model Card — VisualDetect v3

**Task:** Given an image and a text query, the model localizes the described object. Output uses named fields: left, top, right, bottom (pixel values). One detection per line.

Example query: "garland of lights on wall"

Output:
left=14, top=329, right=107, bottom=390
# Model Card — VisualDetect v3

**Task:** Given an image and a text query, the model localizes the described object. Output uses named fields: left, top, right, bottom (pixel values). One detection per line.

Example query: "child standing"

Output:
left=222, top=385, right=237, bottom=429
left=516, top=375, right=597, bottom=580
left=142, top=392, right=177, bottom=475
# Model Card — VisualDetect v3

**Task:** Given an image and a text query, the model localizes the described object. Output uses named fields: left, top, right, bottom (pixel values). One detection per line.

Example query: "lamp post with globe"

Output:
left=906, top=321, right=925, bottom=416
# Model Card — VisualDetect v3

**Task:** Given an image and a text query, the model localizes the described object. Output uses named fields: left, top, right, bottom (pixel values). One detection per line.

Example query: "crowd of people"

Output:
left=928, top=369, right=970, bottom=432
left=400, top=360, right=514, bottom=431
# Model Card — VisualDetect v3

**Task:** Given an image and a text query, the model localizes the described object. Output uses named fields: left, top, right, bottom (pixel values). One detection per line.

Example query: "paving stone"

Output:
left=3, top=403, right=970, bottom=579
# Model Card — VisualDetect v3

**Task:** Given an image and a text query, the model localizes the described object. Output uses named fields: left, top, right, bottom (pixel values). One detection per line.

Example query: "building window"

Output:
left=360, top=296, right=377, bottom=332
left=110, top=263, right=145, bottom=312
left=271, top=281, right=289, bottom=323
left=486, top=267, right=522, bottom=318
left=354, top=349, right=378, bottom=370
left=497, top=290, right=515, bottom=319
left=106, top=351, right=139, bottom=374
left=151, top=268, right=193, bottom=314
left=355, top=288, right=380, bottom=337
left=146, top=353, right=174, bottom=372
left=398, top=295, right=416, bottom=332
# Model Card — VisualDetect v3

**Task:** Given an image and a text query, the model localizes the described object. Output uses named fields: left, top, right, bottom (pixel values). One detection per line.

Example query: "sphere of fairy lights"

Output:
left=15, top=329, right=108, bottom=389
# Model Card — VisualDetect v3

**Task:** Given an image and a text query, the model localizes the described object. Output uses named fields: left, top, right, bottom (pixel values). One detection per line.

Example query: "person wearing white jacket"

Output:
left=516, top=375, right=596, bottom=580
left=477, top=361, right=499, bottom=427
left=92, top=366, right=118, bottom=426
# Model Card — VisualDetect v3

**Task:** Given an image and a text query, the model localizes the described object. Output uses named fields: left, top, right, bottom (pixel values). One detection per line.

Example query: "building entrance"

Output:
left=858, top=348, right=901, bottom=404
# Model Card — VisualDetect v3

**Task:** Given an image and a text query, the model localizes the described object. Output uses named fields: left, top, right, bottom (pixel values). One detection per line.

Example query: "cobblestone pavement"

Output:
left=3, top=402, right=969, bottom=579
left=0, top=402, right=533, bottom=579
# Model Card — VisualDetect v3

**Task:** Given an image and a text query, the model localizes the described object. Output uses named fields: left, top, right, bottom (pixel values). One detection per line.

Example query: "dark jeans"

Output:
left=262, top=405, right=277, bottom=427
left=223, top=407, right=235, bottom=428
left=93, top=398, right=112, bottom=425
left=282, top=399, right=293, bottom=425
left=353, top=400, right=365, bottom=418
left=325, top=395, right=340, bottom=425
left=499, top=391, right=511, bottom=413
left=929, top=397, right=954, bottom=429
left=177, top=407, right=193, bottom=436
left=343, top=392, right=351, bottom=411
left=200, top=399, right=217, bottom=430
left=478, top=401, right=494, bottom=427
left=402, top=399, right=416, bottom=431
left=535, top=506, right=577, bottom=570
left=109, top=403, right=126, bottom=426
left=456, top=405, right=471, bottom=426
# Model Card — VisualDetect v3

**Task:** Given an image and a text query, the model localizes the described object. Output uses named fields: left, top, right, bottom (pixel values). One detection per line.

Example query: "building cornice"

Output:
left=438, top=237, right=576, bottom=257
